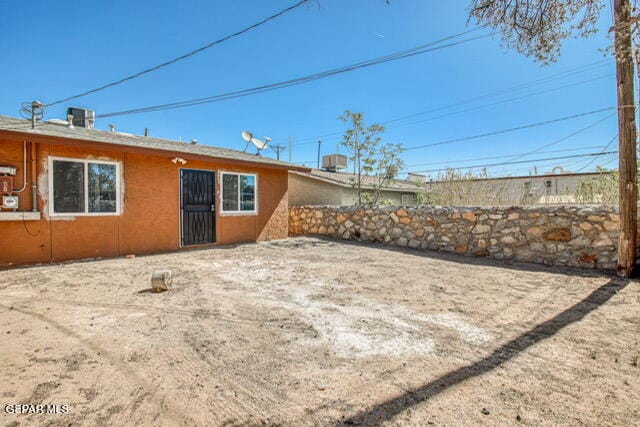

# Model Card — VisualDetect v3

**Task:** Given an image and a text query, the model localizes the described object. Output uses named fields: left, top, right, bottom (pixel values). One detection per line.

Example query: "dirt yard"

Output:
left=0, top=237, right=638, bottom=426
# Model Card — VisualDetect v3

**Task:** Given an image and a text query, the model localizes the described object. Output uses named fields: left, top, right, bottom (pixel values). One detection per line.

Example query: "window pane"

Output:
left=240, top=175, right=255, bottom=211
left=53, top=160, right=84, bottom=213
left=88, top=163, right=117, bottom=213
left=222, top=174, right=238, bottom=211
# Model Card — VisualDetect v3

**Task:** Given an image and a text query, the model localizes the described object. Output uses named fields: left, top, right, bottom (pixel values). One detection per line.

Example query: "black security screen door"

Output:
left=181, top=169, right=216, bottom=246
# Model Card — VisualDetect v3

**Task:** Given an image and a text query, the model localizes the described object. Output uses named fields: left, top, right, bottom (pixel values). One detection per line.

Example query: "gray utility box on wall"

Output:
left=2, top=195, right=19, bottom=210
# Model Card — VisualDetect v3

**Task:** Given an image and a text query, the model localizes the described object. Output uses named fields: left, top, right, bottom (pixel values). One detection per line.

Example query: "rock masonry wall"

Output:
left=289, top=205, right=622, bottom=270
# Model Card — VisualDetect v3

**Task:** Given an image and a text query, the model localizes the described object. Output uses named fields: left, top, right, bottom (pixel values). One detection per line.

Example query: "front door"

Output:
left=180, top=169, right=216, bottom=246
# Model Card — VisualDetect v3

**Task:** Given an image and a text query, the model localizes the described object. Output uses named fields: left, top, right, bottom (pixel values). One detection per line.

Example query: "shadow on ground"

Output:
left=336, top=278, right=629, bottom=426
left=291, top=235, right=615, bottom=279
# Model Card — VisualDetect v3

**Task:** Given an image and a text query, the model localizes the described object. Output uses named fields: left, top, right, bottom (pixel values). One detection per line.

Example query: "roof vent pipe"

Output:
left=66, top=115, right=74, bottom=129
left=108, top=124, right=116, bottom=133
left=144, top=128, right=149, bottom=137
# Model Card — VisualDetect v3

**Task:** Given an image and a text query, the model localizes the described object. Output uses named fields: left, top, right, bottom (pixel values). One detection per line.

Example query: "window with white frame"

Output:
left=221, top=172, right=256, bottom=213
left=50, top=158, right=120, bottom=215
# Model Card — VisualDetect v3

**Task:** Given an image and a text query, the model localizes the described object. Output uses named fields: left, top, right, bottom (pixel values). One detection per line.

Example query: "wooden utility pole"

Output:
left=614, top=0, right=637, bottom=277
left=271, top=144, right=286, bottom=160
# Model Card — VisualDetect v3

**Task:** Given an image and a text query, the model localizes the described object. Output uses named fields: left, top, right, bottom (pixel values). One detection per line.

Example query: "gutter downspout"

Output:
left=30, top=141, right=37, bottom=212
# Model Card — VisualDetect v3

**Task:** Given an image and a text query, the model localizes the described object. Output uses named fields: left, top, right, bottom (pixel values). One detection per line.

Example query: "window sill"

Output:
left=0, top=211, right=41, bottom=221
left=50, top=213, right=120, bottom=217
left=219, top=211, right=258, bottom=217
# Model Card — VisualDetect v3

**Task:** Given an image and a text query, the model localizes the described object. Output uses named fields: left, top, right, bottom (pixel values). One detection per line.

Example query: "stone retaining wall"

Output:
left=288, top=206, right=622, bottom=270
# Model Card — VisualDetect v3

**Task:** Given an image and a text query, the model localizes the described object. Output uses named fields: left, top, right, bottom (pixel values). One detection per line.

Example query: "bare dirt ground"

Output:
left=0, top=237, right=638, bottom=426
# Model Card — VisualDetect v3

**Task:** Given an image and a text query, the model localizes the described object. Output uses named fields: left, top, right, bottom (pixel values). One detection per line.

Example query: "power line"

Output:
left=293, top=73, right=611, bottom=147
left=296, top=113, right=611, bottom=167
left=404, top=150, right=618, bottom=174
left=402, top=107, right=616, bottom=151
left=383, top=63, right=610, bottom=126
left=501, top=112, right=617, bottom=162
left=292, top=59, right=610, bottom=144
left=576, top=134, right=619, bottom=171
left=44, top=0, right=311, bottom=107
left=489, top=156, right=590, bottom=177
left=95, top=28, right=489, bottom=118
left=567, top=153, right=615, bottom=173
left=463, top=115, right=617, bottom=178
left=564, top=152, right=618, bottom=175
left=385, top=76, right=611, bottom=131
left=297, top=146, right=614, bottom=171
left=293, top=159, right=318, bottom=165
left=403, top=145, right=613, bottom=168
left=97, top=30, right=486, bottom=117
left=295, top=108, right=616, bottom=169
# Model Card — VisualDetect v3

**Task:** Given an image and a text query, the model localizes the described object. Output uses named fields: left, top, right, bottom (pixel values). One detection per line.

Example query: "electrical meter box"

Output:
left=2, top=195, right=18, bottom=210
left=0, top=176, right=13, bottom=194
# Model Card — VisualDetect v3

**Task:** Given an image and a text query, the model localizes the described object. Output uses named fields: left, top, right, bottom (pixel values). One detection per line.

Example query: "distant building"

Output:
left=289, top=168, right=421, bottom=206
left=289, top=161, right=607, bottom=207
left=423, top=169, right=607, bottom=205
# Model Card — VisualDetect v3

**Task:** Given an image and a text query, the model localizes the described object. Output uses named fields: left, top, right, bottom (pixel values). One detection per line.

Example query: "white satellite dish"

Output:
left=251, top=136, right=268, bottom=150
left=241, top=130, right=269, bottom=155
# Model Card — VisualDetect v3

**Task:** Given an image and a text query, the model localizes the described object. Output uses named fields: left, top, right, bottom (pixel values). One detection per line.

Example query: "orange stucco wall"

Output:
left=0, top=136, right=289, bottom=268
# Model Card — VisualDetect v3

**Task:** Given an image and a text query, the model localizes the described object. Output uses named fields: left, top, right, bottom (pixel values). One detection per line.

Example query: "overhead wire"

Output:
left=487, top=156, right=590, bottom=177
left=404, top=150, right=618, bottom=175
left=95, top=28, right=490, bottom=118
left=568, top=152, right=618, bottom=174
left=569, top=153, right=618, bottom=173
left=499, top=112, right=617, bottom=162
left=402, top=144, right=614, bottom=168
left=385, top=76, right=611, bottom=131
left=292, top=73, right=612, bottom=147
left=575, top=134, right=619, bottom=171
left=399, top=113, right=619, bottom=176
left=382, top=63, right=610, bottom=125
left=292, top=59, right=611, bottom=144
left=44, top=0, right=311, bottom=107
left=294, top=108, right=618, bottom=170
left=402, top=107, right=617, bottom=151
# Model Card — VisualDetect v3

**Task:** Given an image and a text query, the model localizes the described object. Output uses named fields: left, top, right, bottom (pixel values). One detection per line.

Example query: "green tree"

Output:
left=420, top=168, right=522, bottom=206
left=338, top=110, right=404, bottom=206
left=575, top=167, right=619, bottom=204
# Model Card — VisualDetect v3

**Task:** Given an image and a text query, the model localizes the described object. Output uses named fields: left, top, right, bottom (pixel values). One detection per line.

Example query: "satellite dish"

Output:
left=241, top=130, right=269, bottom=155
left=251, top=136, right=268, bottom=150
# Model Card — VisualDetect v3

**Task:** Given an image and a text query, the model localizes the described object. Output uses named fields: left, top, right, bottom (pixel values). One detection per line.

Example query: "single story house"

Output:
left=423, top=169, right=606, bottom=205
left=0, top=114, right=308, bottom=267
left=289, top=165, right=605, bottom=207
left=289, top=168, right=421, bottom=206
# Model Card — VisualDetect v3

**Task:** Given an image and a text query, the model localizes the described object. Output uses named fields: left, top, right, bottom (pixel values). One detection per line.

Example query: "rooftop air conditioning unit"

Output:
left=322, top=154, right=348, bottom=172
left=407, top=172, right=426, bottom=183
left=67, top=107, right=95, bottom=129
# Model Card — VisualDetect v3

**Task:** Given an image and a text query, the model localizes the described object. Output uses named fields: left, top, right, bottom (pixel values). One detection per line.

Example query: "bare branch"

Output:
left=469, top=0, right=605, bottom=63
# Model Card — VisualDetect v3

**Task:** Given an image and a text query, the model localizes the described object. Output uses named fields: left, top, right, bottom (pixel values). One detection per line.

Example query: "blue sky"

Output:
left=0, top=0, right=617, bottom=178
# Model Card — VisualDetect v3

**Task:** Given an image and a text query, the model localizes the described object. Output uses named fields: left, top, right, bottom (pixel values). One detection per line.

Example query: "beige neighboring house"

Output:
left=424, top=169, right=606, bottom=205
left=289, top=165, right=606, bottom=207
left=289, top=168, right=421, bottom=206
